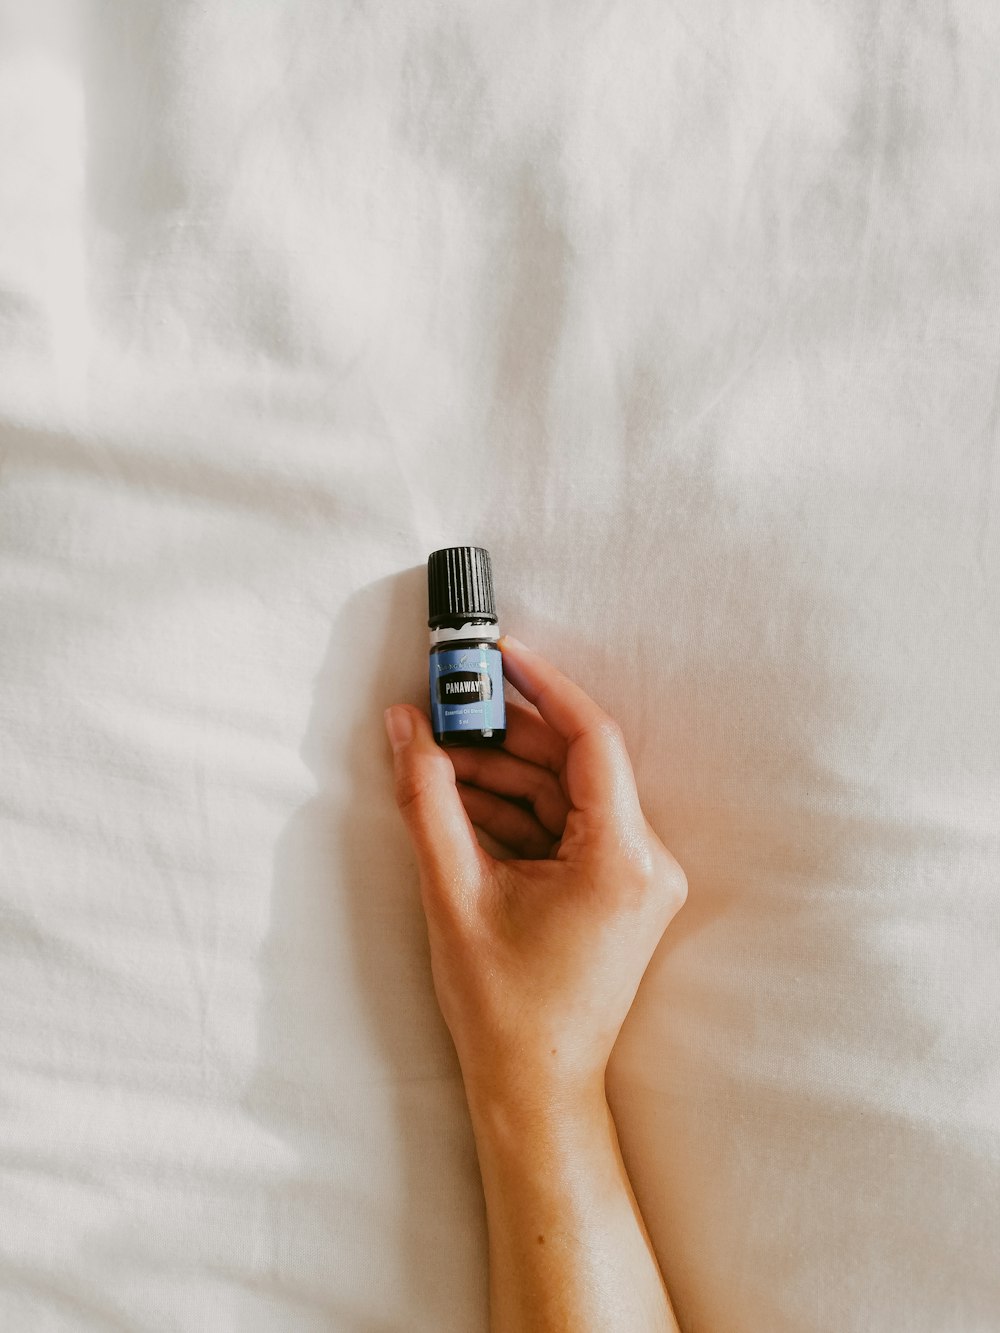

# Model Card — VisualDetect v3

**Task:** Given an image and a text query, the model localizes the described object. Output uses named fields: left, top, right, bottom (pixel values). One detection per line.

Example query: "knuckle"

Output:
left=580, top=715, right=625, bottom=754
left=626, top=839, right=657, bottom=882
left=566, top=713, right=625, bottom=753
left=605, top=834, right=657, bottom=893
left=668, top=861, right=689, bottom=906
left=596, top=715, right=625, bottom=746
left=622, top=838, right=688, bottom=909
left=394, top=751, right=456, bottom=815
left=394, top=769, right=434, bottom=813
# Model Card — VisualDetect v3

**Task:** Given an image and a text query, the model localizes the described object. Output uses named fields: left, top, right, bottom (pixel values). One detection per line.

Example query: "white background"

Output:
left=1, top=3, right=998, bottom=1329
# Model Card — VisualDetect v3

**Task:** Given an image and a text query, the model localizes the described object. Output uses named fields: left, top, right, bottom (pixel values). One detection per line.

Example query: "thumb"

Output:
left=384, top=704, right=486, bottom=902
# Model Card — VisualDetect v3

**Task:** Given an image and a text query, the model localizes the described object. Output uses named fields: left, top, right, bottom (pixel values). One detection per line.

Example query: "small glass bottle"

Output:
left=427, top=546, right=507, bottom=748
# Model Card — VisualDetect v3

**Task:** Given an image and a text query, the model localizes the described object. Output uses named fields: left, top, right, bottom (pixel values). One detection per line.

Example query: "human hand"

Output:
left=383, top=635, right=687, bottom=1119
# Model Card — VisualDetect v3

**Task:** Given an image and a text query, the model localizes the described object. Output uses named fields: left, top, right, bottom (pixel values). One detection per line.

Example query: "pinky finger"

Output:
left=456, top=782, right=558, bottom=861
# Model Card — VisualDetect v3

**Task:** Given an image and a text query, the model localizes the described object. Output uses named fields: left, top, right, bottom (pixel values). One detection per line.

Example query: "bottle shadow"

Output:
left=243, top=566, right=488, bottom=1332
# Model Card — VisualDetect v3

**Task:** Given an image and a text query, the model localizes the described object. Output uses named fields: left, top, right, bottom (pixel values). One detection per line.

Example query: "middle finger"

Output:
left=499, top=698, right=567, bottom=773
left=448, top=743, right=571, bottom=837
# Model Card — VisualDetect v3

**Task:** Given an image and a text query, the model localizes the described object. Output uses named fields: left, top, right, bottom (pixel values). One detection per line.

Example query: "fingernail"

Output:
left=500, top=634, right=528, bottom=652
left=384, top=706, right=414, bottom=752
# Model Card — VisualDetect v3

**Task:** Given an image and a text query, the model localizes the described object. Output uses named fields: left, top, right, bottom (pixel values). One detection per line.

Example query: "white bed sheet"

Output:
left=1, top=3, right=998, bottom=1330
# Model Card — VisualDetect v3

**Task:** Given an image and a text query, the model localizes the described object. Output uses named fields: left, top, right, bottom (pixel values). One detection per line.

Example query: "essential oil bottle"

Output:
left=427, top=546, right=507, bottom=748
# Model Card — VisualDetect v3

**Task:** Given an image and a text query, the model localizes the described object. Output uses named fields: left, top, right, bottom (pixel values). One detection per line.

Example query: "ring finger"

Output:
left=457, top=783, right=558, bottom=860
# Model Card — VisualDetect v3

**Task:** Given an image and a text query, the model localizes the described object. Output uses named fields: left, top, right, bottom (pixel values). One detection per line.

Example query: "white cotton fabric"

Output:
left=1, top=3, right=998, bottom=1330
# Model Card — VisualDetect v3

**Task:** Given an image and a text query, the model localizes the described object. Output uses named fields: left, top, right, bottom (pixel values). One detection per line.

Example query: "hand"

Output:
left=383, top=635, right=687, bottom=1118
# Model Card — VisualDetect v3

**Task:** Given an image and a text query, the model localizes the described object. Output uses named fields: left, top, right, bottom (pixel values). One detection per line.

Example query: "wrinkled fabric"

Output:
left=1, top=3, right=998, bottom=1330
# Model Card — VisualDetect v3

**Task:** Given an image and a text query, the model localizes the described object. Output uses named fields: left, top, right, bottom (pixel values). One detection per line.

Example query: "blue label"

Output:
left=430, top=645, right=506, bottom=736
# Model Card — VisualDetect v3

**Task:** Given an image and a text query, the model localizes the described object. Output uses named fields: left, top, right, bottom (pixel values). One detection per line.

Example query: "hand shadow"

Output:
left=243, top=566, right=489, bottom=1333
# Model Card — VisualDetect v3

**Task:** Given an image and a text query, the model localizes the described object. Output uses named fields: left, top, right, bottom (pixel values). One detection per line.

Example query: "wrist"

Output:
left=463, top=1067, right=609, bottom=1154
left=465, top=1073, right=627, bottom=1237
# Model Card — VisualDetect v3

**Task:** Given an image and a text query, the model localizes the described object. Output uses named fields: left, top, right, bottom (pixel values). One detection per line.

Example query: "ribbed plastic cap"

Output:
left=427, top=546, right=497, bottom=626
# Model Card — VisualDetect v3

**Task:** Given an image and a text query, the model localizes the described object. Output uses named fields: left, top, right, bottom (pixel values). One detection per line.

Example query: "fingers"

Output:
left=498, top=635, right=645, bottom=832
left=384, top=705, right=487, bottom=905
left=456, top=782, right=558, bottom=860
left=449, top=745, right=571, bottom=837
left=501, top=698, right=567, bottom=774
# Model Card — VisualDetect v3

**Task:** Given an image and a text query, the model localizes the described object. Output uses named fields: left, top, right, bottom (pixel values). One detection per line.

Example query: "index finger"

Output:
left=498, top=635, right=645, bottom=829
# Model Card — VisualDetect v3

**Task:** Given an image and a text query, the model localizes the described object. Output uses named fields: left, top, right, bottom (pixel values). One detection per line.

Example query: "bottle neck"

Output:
left=429, top=618, right=499, bottom=647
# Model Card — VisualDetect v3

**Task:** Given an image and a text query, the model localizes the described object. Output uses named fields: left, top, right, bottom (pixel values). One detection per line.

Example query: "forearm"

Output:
left=467, top=1079, right=680, bottom=1333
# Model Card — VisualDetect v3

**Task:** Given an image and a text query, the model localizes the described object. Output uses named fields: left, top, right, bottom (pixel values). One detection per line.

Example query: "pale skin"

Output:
left=383, top=634, right=687, bottom=1333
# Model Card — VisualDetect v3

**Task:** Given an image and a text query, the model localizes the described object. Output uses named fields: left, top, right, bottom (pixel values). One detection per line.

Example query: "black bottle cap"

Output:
left=427, top=546, right=497, bottom=627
